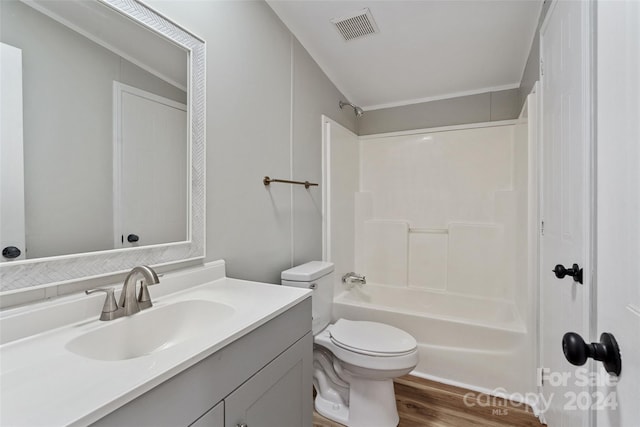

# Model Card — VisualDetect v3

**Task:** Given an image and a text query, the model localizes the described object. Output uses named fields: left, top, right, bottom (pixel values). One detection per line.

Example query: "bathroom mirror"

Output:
left=0, top=0, right=205, bottom=292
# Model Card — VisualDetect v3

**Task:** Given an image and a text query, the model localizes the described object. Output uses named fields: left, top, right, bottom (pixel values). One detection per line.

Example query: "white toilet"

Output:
left=282, top=261, right=418, bottom=427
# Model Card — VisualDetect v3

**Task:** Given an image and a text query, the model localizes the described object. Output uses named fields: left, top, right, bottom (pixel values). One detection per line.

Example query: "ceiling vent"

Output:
left=331, top=8, right=379, bottom=41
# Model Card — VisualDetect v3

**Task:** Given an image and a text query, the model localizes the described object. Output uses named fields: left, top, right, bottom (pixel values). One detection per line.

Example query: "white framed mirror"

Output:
left=0, top=0, right=205, bottom=292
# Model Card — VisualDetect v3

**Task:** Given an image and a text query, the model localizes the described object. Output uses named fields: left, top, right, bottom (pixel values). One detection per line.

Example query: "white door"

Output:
left=539, top=1, right=592, bottom=425
left=113, top=82, right=188, bottom=248
left=596, top=1, right=640, bottom=425
left=0, top=43, right=26, bottom=262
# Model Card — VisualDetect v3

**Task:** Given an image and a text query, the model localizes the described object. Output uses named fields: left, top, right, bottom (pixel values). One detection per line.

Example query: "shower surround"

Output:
left=357, top=125, right=521, bottom=298
left=324, top=117, right=535, bottom=399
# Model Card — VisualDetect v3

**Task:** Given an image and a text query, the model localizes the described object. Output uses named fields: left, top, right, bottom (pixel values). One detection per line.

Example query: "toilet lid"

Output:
left=329, top=319, right=417, bottom=355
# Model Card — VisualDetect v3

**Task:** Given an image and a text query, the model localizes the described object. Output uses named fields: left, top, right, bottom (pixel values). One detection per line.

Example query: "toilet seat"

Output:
left=314, top=320, right=419, bottom=373
left=330, top=340, right=416, bottom=357
left=329, top=319, right=417, bottom=356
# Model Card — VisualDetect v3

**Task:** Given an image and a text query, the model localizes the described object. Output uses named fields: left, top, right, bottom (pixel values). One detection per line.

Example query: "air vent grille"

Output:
left=331, top=8, right=379, bottom=41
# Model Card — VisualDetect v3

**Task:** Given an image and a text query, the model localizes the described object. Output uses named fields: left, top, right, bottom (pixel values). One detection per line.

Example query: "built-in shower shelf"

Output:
left=409, top=227, right=448, bottom=234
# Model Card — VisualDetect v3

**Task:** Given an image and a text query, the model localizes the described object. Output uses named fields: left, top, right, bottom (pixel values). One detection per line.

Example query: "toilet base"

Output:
left=315, top=377, right=400, bottom=427
left=315, top=394, right=349, bottom=425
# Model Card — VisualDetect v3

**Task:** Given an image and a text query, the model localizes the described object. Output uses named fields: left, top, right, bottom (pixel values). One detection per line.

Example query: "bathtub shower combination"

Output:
left=323, top=116, right=537, bottom=399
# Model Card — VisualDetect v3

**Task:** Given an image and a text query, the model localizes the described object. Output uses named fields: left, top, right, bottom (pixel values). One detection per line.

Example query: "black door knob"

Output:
left=2, top=246, right=21, bottom=259
left=562, top=332, right=621, bottom=376
left=127, top=234, right=139, bottom=243
left=553, top=263, right=583, bottom=284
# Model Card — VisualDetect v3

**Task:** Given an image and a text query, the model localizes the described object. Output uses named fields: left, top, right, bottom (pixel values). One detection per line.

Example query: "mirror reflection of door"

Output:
left=0, top=43, right=26, bottom=262
left=113, top=82, right=188, bottom=248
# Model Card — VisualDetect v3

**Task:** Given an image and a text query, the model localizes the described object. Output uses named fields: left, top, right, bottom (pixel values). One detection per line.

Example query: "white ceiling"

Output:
left=267, top=0, right=542, bottom=110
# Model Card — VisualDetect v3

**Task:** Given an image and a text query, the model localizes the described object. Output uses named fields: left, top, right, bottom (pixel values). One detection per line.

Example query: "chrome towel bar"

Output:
left=263, top=176, right=318, bottom=189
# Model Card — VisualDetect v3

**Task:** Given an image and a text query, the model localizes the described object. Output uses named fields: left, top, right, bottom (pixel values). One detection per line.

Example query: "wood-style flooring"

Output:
left=313, top=375, right=544, bottom=427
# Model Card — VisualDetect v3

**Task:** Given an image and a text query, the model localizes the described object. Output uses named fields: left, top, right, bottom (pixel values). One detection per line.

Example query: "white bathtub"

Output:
left=333, top=283, right=532, bottom=396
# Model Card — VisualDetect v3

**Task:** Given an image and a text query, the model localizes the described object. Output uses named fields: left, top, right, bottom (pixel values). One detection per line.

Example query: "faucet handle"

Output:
left=137, top=269, right=161, bottom=310
left=86, top=287, right=120, bottom=321
left=137, top=281, right=153, bottom=310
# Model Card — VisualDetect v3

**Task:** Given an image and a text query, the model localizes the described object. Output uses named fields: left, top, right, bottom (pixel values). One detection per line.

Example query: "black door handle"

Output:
left=553, top=263, right=583, bottom=284
left=2, top=246, right=21, bottom=259
left=562, top=332, right=621, bottom=376
left=127, top=234, right=139, bottom=243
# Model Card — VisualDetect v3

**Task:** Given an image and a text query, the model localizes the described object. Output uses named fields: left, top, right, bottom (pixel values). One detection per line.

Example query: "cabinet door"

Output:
left=190, top=402, right=223, bottom=427
left=225, top=333, right=312, bottom=427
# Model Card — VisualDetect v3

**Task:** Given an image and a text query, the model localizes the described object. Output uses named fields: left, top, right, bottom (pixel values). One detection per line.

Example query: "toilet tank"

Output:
left=281, top=261, right=334, bottom=335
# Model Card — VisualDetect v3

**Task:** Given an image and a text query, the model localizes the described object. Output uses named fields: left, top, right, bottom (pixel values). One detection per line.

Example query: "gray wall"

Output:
left=358, top=88, right=520, bottom=135
left=0, top=0, right=186, bottom=259
left=356, top=1, right=552, bottom=136
left=146, top=0, right=357, bottom=284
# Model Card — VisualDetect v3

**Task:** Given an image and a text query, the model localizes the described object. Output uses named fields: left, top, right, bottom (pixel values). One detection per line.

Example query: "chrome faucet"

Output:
left=342, top=272, right=366, bottom=288
left=86, top=265, right=160, bottom=320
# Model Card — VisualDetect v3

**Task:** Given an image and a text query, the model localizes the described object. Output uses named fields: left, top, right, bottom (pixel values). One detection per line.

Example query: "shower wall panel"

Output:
left=358, top=124, right=522, bottom=301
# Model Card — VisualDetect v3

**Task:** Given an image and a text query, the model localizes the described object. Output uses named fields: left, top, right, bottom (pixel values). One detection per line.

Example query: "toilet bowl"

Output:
left=281, top=261, right=418, bottom=427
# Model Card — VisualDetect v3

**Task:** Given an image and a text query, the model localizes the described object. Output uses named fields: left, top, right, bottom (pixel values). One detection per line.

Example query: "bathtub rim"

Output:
left=334, top=286, right=527, bottom=334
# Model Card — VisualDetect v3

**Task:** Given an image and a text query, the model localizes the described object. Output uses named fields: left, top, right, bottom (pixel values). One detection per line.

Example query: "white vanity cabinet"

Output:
left=91, top=298, right=312, bottom=427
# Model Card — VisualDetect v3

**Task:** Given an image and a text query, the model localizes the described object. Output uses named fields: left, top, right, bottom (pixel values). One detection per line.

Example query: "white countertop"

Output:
left=0, top=262, right=311, bottom=426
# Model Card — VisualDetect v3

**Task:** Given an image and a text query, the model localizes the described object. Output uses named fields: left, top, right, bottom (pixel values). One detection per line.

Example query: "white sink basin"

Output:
left=65, top=300, right=235, bottom=361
